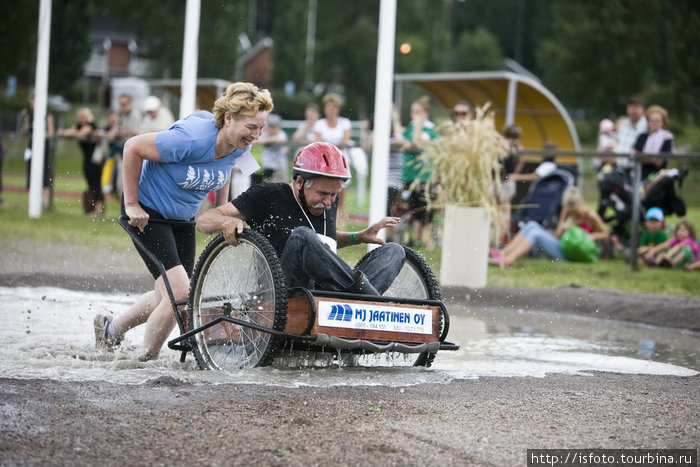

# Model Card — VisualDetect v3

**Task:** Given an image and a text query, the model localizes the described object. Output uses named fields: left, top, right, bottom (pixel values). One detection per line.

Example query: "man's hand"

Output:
left=358, top=217, right=401, bottom=245
left=221, top=217, right=246, bottom=245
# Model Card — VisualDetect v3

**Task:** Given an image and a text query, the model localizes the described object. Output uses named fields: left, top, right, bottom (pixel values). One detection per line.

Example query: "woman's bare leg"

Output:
left=501, top=237, right=534, bottom=265
left=113, top=289, right=160, bottom=335
left=142, top=265, right=190, bottom=358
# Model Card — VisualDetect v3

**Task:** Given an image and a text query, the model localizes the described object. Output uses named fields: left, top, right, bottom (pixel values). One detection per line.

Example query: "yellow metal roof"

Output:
left=394, top=71, right=580, bottom=163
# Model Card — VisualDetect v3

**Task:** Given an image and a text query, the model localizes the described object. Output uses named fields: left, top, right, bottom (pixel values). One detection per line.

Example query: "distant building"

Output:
left=83, top=14, right=149, bottom=79
left=82, top=13, right=149, bottom=109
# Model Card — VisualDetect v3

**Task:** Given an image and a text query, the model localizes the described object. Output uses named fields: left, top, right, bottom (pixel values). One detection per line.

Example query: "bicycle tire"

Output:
left=188, top=229, right=287, bottom=370
left=354, top=245, right=443, bottom=367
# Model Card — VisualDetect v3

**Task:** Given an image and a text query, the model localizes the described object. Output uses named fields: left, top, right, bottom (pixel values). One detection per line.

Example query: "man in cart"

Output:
left=196, top=141, right=405, bottom=296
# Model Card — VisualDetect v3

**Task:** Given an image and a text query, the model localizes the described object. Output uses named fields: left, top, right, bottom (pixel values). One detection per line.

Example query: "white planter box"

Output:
left=440, top=205, right=490, bottom=288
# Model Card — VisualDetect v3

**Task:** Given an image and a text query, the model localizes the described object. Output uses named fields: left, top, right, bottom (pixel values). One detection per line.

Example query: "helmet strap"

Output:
left=298, top=182, right=310, bottom=212
left=294, top=176, right=310, bottom=212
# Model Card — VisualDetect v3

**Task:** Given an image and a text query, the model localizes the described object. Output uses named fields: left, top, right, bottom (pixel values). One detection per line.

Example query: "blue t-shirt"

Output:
left=139, top=111, right=245, bottom=220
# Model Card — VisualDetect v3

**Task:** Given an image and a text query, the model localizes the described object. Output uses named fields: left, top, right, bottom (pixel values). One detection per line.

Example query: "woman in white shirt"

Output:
left=314, top=93, right=352, bottom=147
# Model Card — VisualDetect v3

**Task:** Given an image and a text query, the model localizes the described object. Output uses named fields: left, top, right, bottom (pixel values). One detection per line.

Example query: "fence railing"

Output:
left=518, top=149, right=700, bottom=270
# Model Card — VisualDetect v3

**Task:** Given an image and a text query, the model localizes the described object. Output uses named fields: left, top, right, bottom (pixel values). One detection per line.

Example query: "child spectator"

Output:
left=597, top=118, right=618, bottom=153
left=643, top=219, right=699, bottom=269
left=637, top=207, right=669, bottom=259
left=595, top=118, right=618, bottom=174
left=252, top=113, right=289, bottom=184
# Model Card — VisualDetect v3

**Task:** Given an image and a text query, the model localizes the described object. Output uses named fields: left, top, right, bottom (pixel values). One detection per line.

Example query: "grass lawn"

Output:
left=2, top=141, right=699, bottom=297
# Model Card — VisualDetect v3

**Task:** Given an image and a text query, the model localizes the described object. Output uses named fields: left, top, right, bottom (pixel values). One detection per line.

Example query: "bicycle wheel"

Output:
left=188, top=229, right=287, bottom=370
left=354, top=245, right=442, bottom=367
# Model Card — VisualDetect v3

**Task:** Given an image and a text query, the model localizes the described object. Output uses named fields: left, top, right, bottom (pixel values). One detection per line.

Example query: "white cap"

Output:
left=143, top=96, right=161, bottom=112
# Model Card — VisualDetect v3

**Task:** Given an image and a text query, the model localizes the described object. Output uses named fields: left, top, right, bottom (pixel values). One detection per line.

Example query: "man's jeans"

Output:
left=279, top=227, right=405, bottom=294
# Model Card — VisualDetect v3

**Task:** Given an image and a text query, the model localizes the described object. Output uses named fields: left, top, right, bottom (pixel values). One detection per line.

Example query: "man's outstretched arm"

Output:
left=196, top=203, right=247, bottom=245
left=337, top=216, right=400, bottom=249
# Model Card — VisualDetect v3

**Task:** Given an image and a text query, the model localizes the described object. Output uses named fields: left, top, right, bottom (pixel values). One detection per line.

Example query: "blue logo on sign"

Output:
left=327, top=304, right=353, bottom=322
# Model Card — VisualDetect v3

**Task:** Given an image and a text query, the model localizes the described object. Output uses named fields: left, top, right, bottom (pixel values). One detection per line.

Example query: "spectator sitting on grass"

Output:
left=643, top=218, right=699, bottom=269
left=490, top=186, right=608, bottom=267
left=637, top=207, right=669, bottom=260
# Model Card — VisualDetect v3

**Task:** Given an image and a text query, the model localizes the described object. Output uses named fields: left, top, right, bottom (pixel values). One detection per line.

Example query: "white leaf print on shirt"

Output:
left=178, top=165, right=226, bottom=192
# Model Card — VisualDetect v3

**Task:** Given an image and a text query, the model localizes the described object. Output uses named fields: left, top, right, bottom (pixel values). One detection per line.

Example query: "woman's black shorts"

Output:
left=121, top=202, right=196, bottom=280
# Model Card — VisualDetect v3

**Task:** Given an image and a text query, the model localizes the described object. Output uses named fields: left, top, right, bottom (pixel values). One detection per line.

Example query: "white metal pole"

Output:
left=506, top=78, right=517, bottom=126
left=28, top=0, right=52, bottom=218
left=304, top=0, right=318, bottom=88
left=367, top=0, right=397, bottom=249
left=180, top=0, right=201, bottom=119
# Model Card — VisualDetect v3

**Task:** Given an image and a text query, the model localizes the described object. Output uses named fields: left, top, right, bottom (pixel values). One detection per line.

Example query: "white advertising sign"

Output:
left=317, top=300, right=433, bottom=335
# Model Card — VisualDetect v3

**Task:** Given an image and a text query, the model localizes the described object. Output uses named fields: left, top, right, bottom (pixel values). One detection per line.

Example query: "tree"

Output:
left=453, top=27, right=503, bottom=72
left=269, top=0, right=312, bottom=91
left=536, top=0, right=660, bottom=116
left=49, top=0, right=95, bottom=94
left=0, top=0, right=94, bottom=94
left=659, top=2, right=700, bottom=121
left=0, top=2, right=39, bottom=86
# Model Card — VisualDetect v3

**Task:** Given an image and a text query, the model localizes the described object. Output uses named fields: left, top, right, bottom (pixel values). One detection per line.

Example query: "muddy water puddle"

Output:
left=0, top=286, right=696, bottom=387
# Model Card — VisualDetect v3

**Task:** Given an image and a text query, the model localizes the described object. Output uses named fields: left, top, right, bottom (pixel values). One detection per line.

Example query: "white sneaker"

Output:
left=93, top=314, right=122, bottom=350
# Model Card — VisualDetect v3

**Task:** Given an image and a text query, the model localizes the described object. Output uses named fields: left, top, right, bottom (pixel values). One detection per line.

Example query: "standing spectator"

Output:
left=633, top=105, right=673, bottom=180
left=252, top=113, right=289, bottom=184
left=615, top=96, right=647, bottom=166
left=399, top=95, right=436, bottom=248
left=107, top=94, right=142, bottom=197
left=498, top=125, right=525, bottom=245
left=360, top=108, right=407, bottom=242
left=314, top=93, right=352, bottom=148
left=292, top=103, right=320, bottom=147
left=451, top=100, right=473, bottom=122
left=139, top=96, right=175, bottom=134
left=93, top=82, right=273, bottom=361
left=99, top=111, right=120, bottom=198
left=314, top=93, right=353, bottom=213
left=20, top=92, right=55, bottom=209
left=57, top=108, right=104, bottom=214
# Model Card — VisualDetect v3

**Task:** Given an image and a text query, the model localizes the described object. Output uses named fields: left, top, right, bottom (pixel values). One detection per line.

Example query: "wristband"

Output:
left=350, top=232, right=358, bottom=245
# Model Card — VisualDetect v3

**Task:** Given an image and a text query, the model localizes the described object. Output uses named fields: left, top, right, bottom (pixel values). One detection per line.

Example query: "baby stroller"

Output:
left=598, top=166, right=688, bottom=245
left=512, top=169, right=575, bottom=232
left=597, top=166, right=634, bottom=242
left=642, top=167, right=688, bottom=217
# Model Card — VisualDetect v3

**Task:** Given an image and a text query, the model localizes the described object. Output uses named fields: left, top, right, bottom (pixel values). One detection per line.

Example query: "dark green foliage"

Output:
left=49, top=0, right=95, bottom=94
left=2, top=0, right=698, bottom=123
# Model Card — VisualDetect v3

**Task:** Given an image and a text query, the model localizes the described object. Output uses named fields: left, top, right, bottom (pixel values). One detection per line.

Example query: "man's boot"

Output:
left=345, top=270, right=381, bottom=296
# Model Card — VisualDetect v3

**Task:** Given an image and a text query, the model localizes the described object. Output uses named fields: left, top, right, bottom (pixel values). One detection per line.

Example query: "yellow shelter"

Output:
left=393, top=71, right=580, bottom=165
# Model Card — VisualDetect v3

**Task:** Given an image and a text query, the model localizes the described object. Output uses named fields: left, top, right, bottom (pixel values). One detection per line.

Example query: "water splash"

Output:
left=0, top=286, right=697, bottom=388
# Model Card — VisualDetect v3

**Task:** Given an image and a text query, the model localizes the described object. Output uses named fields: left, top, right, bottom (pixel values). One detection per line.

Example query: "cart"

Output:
left=119, top=216, right=458, bottom=370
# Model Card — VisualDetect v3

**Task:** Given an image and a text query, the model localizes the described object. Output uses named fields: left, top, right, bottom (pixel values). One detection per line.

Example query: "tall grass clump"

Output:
left=420, top=104, right=508, bottom=223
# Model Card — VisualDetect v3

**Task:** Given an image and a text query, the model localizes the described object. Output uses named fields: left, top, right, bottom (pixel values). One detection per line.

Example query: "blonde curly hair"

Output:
left=212, top=82, right=273, bottom=128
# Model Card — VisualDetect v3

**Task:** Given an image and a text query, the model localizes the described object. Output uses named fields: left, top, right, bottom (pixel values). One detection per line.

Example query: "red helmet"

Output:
left=293, top=142, right=352, bottom=180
